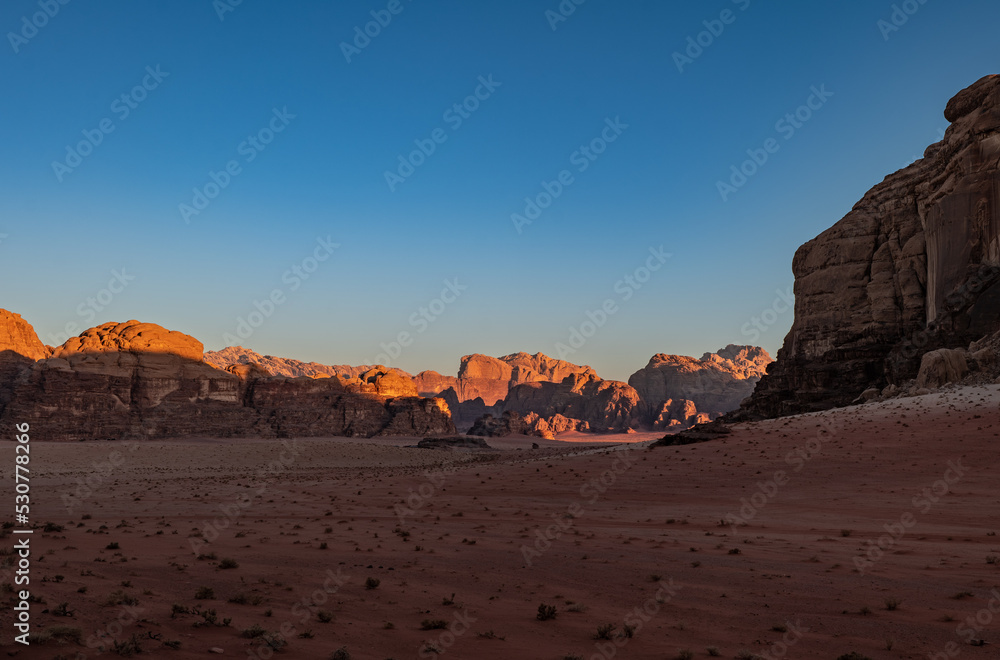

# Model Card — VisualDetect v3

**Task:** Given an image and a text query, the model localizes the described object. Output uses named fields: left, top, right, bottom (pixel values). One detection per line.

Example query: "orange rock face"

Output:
left=0, top=313, right=453, bottom=440
left=0, top=309, right=50, bottom=361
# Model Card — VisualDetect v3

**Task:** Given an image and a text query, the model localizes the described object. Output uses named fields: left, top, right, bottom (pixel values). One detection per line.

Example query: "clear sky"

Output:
left=1, top=0, right=998, bottom=381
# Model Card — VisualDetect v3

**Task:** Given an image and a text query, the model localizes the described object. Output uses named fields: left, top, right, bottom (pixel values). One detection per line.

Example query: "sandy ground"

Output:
left=1, top=385, right=999, bottom=659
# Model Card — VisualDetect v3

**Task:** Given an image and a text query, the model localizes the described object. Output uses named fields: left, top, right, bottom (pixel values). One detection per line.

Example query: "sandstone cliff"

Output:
left=629, top=345, right=771, bottom=429
left=0, top=315, right=453, bottom=440
left=740, top=75, right=1000, bottom=418
left=205, top=346, right=410, bottom=381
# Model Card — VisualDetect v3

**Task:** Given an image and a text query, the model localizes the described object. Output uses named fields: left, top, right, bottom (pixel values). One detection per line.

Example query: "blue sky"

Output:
left=1, top=0, right=997, bottom=381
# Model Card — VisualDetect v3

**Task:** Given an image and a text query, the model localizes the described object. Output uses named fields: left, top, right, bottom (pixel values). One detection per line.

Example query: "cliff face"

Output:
left=740, top=75, right=1000, bottom=417
left=415, top=353, right=599, bottom=406
left=205, top=346, right=410, bottom=381
left=0, top=315, right=453, bottom=440
left=629, top=345, right=771, bottom=428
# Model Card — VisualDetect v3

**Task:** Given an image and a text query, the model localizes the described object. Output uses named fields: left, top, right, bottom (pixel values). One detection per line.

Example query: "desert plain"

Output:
left=1, top=385, right=998, bottom=660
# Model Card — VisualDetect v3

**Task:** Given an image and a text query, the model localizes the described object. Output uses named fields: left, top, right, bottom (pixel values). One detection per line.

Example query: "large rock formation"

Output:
left=0, top=311, right=52, bottom=420
left=205, top=346, right=410, bottom=380
left=740, top=75, right=1000, bottom=417
left=501, top=373, right=641, bottom=433
left=0, top=315, right=453, bottom=440
left=416, top=353, right=599, bottom=405
left=629, top=345, right=771, bottom=428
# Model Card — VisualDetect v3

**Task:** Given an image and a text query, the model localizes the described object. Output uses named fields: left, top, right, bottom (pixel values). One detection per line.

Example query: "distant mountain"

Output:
left=204, top=346, right=411, bottom=380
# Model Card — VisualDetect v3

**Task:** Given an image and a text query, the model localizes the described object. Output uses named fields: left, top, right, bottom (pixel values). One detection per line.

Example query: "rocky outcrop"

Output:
left=501, top=373, right=641, bottom=433
left=467, top=411, right=541, bottom=438
left=417, top=353, right=599, bottom=406
left=740, top=75, right=1000, bottom=418
left=629, top=345, right=771, bottom=428
left=205, top=346, right=411, bottom=380
left=0, top=310, right=51, bottom=362
left=0, top=314, right=453, bottom=440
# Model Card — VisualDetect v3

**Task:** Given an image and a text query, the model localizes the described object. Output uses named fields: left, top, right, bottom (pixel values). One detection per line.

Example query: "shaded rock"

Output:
left=741, top=75, right=1000, bottom=418
left=630, top=345, right=771, bottom=425
left=502, top=374, right=640, bottom=432
left=0, top=314, right=454, bottom=440
left=651, top=420, right=732, bottom=448
left=467, top=411, right=541, bottom=438
left=417, top=436, right=492, bottom=450
left=916, top=349, right=971, bottom=389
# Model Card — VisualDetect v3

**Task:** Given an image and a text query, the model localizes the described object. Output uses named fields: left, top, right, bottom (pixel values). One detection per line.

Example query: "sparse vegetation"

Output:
left=593, top=623, right=616, bottom=640
left=218, top=558, right=239, bottom=569
left=365, top=576, right=380, bottom=590
left=195, top=586, right=214, bottom=600
left=421, top=619, right=449, bottom=630
left=331, top=647, right=351, bottom=660
left=536, top=603, right=557, bottom=621
left=317, top=610, right=334, bottom=623
left=884, top=597, right=901, bottom=611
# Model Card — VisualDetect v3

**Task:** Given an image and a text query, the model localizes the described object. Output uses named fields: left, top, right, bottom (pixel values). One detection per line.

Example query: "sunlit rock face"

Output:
left=740, top=75, right=1000, bottom=418
left=0, top=314, right=454, bottom=440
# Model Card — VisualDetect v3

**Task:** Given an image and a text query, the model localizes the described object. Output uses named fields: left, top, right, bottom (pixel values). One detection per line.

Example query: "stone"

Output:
left=916, top=349, right=970, bottom=389
left=630, top=346, right=771, bottom=426
left=740, top=75, right=1000, bottom=418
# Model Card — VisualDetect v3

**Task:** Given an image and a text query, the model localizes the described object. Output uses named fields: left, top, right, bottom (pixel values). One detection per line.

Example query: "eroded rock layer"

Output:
left=740, top=75, right=1000, bottom=418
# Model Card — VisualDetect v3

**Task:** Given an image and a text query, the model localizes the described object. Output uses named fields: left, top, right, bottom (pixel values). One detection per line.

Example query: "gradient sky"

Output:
left=1, top=0, right=998, bottom=381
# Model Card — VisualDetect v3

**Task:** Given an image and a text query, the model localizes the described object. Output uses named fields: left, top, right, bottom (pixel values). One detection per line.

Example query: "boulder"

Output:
left=916, top=349, right=971, bottom=389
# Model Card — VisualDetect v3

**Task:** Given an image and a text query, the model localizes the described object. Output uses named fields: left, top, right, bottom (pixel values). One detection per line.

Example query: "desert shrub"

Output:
left=536, top=603, right=557, bottom=621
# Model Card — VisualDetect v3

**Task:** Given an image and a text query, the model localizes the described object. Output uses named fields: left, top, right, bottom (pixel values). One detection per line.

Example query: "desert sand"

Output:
left=2, top=385, right=998, bottom=659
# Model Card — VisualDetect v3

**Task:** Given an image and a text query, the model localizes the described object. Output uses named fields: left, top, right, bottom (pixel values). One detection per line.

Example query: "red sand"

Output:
left=2, top=385, right=999, bottom=659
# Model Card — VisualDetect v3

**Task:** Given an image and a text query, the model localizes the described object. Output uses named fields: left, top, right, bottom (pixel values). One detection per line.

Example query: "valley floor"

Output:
left=2, top=385, right=999, bottom=659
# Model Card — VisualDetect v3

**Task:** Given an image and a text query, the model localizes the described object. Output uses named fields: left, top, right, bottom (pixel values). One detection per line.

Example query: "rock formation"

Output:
left=739, top=75, right=1000, bottom=418
left=0, top=314, right=453, bottom=440
left=501, top=373, right=641, bottom=433
left=205, top=345, right=410, bottom=380
left=416, top=353, right=599, bottom=406
left=629, top=345, right=771, bottom=428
